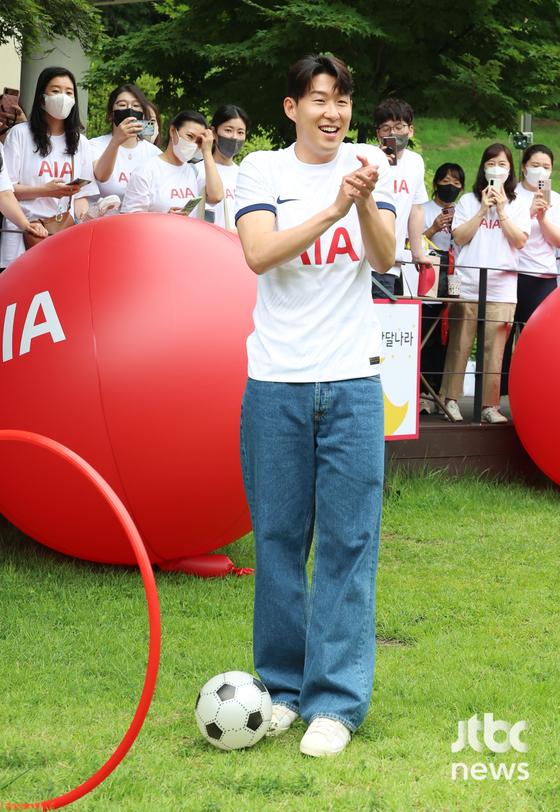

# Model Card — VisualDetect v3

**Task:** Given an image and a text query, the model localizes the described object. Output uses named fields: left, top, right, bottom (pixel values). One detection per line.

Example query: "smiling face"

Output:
left=284, top=72, right=352, bottom=164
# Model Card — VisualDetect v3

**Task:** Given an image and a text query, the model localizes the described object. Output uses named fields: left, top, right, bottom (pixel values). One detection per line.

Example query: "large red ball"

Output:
left=510, top=286, right=560, bottom=485
left=0, top=214, right=256, bottom=564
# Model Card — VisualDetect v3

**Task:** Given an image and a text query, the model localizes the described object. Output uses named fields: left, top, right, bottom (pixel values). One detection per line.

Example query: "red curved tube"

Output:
left=1, top=430, right=161, bottom=810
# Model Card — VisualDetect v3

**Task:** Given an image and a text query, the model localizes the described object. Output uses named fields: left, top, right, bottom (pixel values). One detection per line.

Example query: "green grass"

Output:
left=1, top=472, right=559, bottom=811
left=414, top=116, right=560, bottom=195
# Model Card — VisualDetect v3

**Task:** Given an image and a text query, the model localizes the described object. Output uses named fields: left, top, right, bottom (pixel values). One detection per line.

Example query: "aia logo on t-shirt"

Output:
left=118, top=172, right=129, bottom=184
left=300, top=227, right=358, bottom=266
left=480, top=218, right=501, bottom=229
left=393, top=178, right=409, bottom=194
left=225, top=188, right=235, bottom=200
left=170, top=188, right=196, bottom=199
left=38, top=160, right=72, bottom=179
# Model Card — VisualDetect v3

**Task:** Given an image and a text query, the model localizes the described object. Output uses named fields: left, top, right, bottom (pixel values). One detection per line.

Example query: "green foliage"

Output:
left=0, top=0, right=102, bottom=53
left=87, top=0, right=560, bottom=143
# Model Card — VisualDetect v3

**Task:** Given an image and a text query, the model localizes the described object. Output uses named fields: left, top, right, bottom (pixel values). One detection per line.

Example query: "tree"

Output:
left=88, top=0, right=560, bottom=142
left=0, top=0, right=102, bottom=53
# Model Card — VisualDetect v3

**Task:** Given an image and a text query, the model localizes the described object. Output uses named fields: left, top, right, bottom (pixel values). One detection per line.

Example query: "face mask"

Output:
left=436, top=183, right=461, bottom=204
left=484, top=166, right=509, bottom=186
left=217, top=135, right=245, bottom=159
left=172, top=134, right=197, bottom=163
left=394, top=133, right=409, bottom=152
left=113, top=108, right=143, bottom=127
left=189, top=148, right=204, bottom=164
left=43, top=93, right=75, bottom=120
left=147, top=122, right=159, bottom=144
left=524, top=165, right=551, bottom=186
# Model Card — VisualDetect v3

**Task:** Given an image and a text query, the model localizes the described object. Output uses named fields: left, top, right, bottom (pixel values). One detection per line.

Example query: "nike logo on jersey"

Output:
left=276, top=197, right=299, bottom=204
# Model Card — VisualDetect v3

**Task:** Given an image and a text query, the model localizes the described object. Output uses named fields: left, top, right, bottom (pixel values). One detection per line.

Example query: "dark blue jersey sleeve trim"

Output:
left=235, top=203, right=277, bottom=223
left=376, top=201, right=397, bottom=216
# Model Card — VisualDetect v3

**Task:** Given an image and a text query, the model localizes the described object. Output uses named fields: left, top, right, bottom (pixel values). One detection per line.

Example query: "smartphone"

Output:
left=488, top=178, right=503, bottom=190
left=381, top=136, right=398, bottom=166
left=538, top=179, right=551, bottom=205
left=442, top=207, right=454, bottom=216
left=204, top=209, right=216, bottom=224
left=1, top=87, right=19, bottom=116
left=139, top=120, right=155, bottom=138
left=180, top=196, right=203, bottom=215
left=69, top=178, right=91, bottom=188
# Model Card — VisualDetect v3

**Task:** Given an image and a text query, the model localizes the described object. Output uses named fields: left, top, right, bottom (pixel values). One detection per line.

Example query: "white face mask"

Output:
left=189, top=148, right=203, bottom=163
left=484, top=165, right=509, bottom=188
left=43, top=93, right=75, bottom=120
left=524, top=165, right=551, bottom=187
left=172, top=133, right=197, bottom=163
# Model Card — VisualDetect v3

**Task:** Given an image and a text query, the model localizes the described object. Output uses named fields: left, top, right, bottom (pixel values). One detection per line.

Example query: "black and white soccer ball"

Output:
left=195, top=670, right=273, bottom=750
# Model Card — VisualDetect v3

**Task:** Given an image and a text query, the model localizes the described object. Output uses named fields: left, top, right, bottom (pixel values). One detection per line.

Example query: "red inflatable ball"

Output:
left=0, top=214, right=256, bottom=567
left=510, top=286, right=560, bottom=486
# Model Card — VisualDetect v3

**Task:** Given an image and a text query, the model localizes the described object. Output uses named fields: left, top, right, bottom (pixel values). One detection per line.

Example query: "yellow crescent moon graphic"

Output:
left=383, top=393, right=409, bottom=435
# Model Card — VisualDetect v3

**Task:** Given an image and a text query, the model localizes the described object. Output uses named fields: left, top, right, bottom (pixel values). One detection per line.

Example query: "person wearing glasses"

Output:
left=372, top=99, right=429, bottom=296
left=90, top=83, right=160, bottom=204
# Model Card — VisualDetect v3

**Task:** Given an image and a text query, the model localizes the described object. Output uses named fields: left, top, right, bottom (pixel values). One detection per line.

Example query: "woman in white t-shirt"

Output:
left=90, top=83, right=160, bottom=205
left=0, top=66, right=98, bottom=268
left=439, top=143, right=530, bottom=423
left=419, top=163, right=465, bottom=413
left=121, top=110, right=223, bottom=214
left=196, top=105, right=249, bottom=230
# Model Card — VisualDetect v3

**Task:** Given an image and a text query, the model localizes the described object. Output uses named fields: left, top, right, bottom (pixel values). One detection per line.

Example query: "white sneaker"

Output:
left=419, top=397, right=434, bottom=415
left=299, top=717, right=351, bottom=757
left=444, top=399, right=463, bottom=422
left=266, top=704, right=298, bottom=737
left=481, top=406, right=508, bottom=424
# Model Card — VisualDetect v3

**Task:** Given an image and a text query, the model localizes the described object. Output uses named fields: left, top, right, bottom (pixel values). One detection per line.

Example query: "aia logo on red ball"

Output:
left=2, top=290, right=65, bottom=362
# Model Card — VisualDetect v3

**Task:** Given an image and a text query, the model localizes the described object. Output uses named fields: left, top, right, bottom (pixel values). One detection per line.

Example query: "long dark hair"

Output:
left=473, top=143, right=517, bottom=202
left=211, top=104, right=250, bottom=132
left=521, top=143, right=554, bottom=168
left=29, top=67, right=83, bottom=157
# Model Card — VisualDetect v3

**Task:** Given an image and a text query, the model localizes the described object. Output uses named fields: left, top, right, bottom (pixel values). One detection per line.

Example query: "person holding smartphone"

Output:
left=0, top=89, right=27, bottom=143
left=372, top=99, right=430, bottom=296
left=438, top=143, right=530, bottom=423
left=0, top=66, right=98, bottom=269
left=121, top=110, right=223, bottom=214
left=90, top=84, right=161, bottom=204
left=235, top=54, right=395, bottom=757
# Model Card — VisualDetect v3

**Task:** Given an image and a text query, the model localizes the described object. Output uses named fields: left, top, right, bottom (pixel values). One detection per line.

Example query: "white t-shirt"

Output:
left=0, top=122, right=98, bottom=267
left=0, top=143, right=13, bottom=192
left=121, top=154, right=203, bottom=214
left=90, top=134, right=160, bottom=199
left=515, top=183, right=560, bottom=278
left=423, top=198, right=455, bottom=252
left=386, top=148, right=428, bottom=275
left=195, top=161, right=238, bottom=230
left=234, top=142, right=396, bottom=382
left=452, top=191, right=531, bottom=302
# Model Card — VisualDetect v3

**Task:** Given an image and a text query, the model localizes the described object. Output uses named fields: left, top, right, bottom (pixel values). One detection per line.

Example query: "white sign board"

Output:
left=374, top=299, right=421, bottom=440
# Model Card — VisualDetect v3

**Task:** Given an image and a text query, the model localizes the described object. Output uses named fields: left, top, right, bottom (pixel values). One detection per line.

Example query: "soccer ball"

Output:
left=195, top=670, right=273, bottom=750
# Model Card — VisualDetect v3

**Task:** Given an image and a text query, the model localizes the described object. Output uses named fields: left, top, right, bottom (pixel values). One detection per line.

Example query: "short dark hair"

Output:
left=521, top=143, right=554, bottom=167
left=287, top=54, right=353, bottom=101
left=473, top=143, right=517, bottom=202
left=374, top=99, right=414, bottom=128
left=30, top=66, right=83, bottom=157
left=432, top=162, right=465, bottom=197
left=170, top=110, right=207, bottom=131
left=211, top=104, right=250, bottom=132
left=106, top=83, right=150, bottom=122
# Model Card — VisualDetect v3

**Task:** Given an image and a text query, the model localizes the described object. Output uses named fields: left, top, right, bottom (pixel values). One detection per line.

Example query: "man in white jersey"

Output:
left=372, top=99, right=429, bottom=296
left=235, top=54, right=396, bottom=757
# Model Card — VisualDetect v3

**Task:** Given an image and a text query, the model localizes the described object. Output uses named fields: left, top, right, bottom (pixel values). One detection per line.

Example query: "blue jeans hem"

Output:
left=305, top=712, right=356, bottom=734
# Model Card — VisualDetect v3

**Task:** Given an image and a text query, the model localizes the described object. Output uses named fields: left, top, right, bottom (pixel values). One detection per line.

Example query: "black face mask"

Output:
left=217, top=135, right=245, bottom=159
left=436, top=183, right=461, bottom=203
left=113, top=108, right=143, bottom=127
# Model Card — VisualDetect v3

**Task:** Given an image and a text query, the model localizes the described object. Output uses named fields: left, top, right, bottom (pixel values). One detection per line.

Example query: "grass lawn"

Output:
left=413, top=116, right=560, bottom=196
left=1, top=472, right=559, bottom=811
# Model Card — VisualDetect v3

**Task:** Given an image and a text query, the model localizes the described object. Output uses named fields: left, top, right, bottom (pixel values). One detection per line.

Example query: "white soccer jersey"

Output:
left=235, top=142, right=396, bottom=382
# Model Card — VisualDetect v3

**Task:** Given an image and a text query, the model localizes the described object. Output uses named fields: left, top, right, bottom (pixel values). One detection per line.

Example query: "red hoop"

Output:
left=1, top=430, right=161, bottom=810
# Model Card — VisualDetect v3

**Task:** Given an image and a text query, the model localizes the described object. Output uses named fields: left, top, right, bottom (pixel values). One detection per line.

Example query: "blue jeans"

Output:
left=240, top=376, right=384, bottom=732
